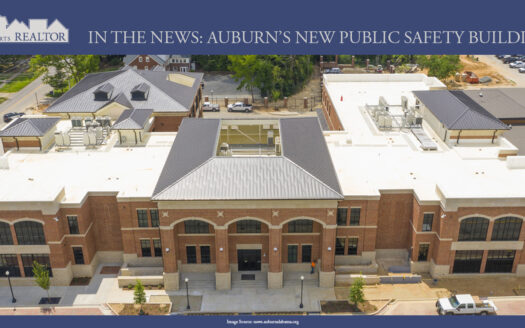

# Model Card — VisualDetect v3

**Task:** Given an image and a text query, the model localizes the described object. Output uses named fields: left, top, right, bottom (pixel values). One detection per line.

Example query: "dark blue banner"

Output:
left=0, top=0, right=525, bottom=54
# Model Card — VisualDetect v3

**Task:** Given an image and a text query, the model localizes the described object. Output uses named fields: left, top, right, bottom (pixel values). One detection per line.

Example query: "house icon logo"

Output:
left=0, top=14, right=68, bottom=43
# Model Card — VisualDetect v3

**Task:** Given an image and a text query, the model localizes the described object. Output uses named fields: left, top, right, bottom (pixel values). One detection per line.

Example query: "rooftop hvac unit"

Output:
left=415, top=117, right=423, bottom=125
left=230, top=125, right=238, bottom=130
left=262, top=124, right=270, bottom=130
left=221, top=125, right=228, bottom=130
left=267, top=130, right=274, bottom=146
left=272, top=124, right=279, bottom=130
left=378, top=115, right=386, bottom=127
left=62, top=133, right=71, bottom=146
left=95, top=127, right=103, bottom=140
left=275, top=136, right=281, bottom=145
left=384, top=116, right=392, bottom=128
left=219, top=142, right=231, bottom=156
left=54, top=131, right=64, bottom=146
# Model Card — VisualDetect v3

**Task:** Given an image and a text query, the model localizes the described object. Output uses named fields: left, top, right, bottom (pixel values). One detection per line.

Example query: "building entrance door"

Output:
left=237, top=249, right=261, bottom=271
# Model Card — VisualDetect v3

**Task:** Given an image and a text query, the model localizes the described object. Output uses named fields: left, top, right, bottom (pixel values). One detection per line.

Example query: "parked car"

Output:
left=3, top=112, right=24, bottom=123
left=512, top=62, right=525, bottom=69
left=376, top=65, right=383, bottom=73
left=436, top=294, right=497, bottom=315
left=509, top=61, right=524, bottom=68
left=324, top=67, right=341, bottom=74
left=519, top=67, right=525, bottom=73
left=227, top=102, right=253, bottom=113
left=503, top=56, right=519, bottom=64
left=202, top=102, right=220, bottom=112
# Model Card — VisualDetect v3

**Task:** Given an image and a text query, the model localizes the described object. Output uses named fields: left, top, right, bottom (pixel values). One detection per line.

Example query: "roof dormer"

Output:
left=130, top=83, right=150, bottom=101
left=93, top=83, right=114, bottom=101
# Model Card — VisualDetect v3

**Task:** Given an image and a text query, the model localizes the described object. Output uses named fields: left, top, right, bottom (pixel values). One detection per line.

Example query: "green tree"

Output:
left=349, top=276, right=365, bottom=307
left=32, top=261, right=51, bottom=304
left=30, top=55, right=100, bottom=92
left=415, top=55, right=461, bottom=80
left=134, top=279, right=147, bottom=315
left=228, top=55, right=259, bottom=102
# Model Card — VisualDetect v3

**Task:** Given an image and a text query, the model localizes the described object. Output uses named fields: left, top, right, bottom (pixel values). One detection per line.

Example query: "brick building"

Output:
left=123, top=55, right=192, bottom=72
left=1, top=73, right=525, bottom=290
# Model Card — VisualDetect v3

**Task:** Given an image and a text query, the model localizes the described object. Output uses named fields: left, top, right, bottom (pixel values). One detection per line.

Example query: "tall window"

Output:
left=236, top=220, right=261, bottom=233
left=458, top=217, right=489, bottom=241
left=301, top=245, right=312, bottom=263
left=137, top=210, right=148, bottom=227
left=350, top=208, right=361, bottom=226
left=418, top=244, right=430, bottom=261
left=0, top=254, right=20, bottom=277
left=287, top=245, right=298, bottom=263
left=347, top=237, right=358, bottom=255
left=491, top=217, right=522, bottom=241
left=14, top=221, right=45, bottom=245
left=335, top=238, right=345, bottom=255
left=150, top=209, right=159, bottom=227
left=72, top=247, right=84, bottom=264
left=200, top=246, right=211, bottom=264
left=186, top=246, right=197, bottom=264
left=67, top=216, right=79, bottom=234
left=485, top=250, right=516, bottom=273
left=422, top=213, right=434, bottom=232
left=153, top=239, right=162, bottom=257
left=452, top=250, right=483, bottom=273
left=140, top=240, right=151, bottom=257
left=0, top=222, right=13, bottom=245
left=288, top=219, right=313, bottom=233
left=184, top=220, right=210, bottom=234
left=21, top=254, right=51, bottom=277
left=337, top=208, right=348, bottom=226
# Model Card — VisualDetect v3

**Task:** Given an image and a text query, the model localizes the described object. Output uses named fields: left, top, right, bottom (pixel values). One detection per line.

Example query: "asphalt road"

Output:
left=0, top=75, right=52, bottom=128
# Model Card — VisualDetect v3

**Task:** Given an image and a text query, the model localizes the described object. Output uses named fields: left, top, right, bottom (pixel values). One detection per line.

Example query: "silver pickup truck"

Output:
left=436, top=294, right=497, bottom=315
left=227, top=102, right=253, bottom=112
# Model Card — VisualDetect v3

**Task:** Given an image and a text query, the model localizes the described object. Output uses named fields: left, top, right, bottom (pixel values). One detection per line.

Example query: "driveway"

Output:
left=380, top=298, right=525, bottom=315
left=202, top=73, right=259, bottom=99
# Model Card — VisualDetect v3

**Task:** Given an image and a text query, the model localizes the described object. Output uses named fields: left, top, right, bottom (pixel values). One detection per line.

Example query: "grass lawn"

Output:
left=0, top=72, right=40, bottom=93
left=0, top=97, right=7, bottom=104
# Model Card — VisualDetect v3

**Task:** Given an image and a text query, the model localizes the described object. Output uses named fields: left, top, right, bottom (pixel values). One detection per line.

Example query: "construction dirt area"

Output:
left=447, top=55, right=515, bottom=89
left=335, top=276, right=525, bottom=301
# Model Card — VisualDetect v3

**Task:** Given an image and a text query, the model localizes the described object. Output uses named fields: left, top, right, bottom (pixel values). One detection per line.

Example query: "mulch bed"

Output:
left=122, top=285, right=164, bottom=291
left=321, top=300, right=377, bottom=314
left=100, top=266, right=121, bottom=274
left=108, top=303, right=171, bottom=316
left=38, top=297, right=61, bottom=305
left=70, top=277, right=91, bottom=286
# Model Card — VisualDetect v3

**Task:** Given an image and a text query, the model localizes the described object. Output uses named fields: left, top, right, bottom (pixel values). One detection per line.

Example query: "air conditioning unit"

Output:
left=267, top=130, right=274, bottom=146
left=54, top=131, right=64, bottom=146
left=62, top=133, right=71, bottom=146
left=230, top=125, right=238, bottom=130
left=262, top=124, right=270, bottom=130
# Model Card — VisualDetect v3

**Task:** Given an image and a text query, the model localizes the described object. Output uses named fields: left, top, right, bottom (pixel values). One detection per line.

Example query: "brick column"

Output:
left=480, top=250, right=489, bottom=273
left=268, top=227, right=283, bottom=288
left=319, top=226, right=336, bottom=287
left=214, top=227, right=231, bottom=290
left=161, top=228, right=179, bottom=290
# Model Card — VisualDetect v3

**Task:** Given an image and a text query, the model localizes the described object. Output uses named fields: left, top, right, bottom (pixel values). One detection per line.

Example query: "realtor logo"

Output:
left=0, top=14, right=68, bottom=43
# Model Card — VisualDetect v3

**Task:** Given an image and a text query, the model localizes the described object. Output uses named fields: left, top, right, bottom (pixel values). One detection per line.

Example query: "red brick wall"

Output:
left=376, top=193, right=413, bottom=249
left=321, top=85, right=344, bottom=131
left=128, top=55, right=161, bottom=70
left=151, top=116, right=186, bottom=132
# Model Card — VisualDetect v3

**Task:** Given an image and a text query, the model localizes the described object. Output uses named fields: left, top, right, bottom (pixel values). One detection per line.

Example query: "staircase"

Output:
left=180, top=272, right=216, bottom=290
left=231, top=271, right=267, bottom=289
left=68, top=129, right=85, bottom=147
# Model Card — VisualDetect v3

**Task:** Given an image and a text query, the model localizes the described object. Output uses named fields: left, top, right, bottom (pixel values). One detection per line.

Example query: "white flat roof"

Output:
left=0, top=133, right=175, bottom=204
left=324, top=74, right=525, bottom=206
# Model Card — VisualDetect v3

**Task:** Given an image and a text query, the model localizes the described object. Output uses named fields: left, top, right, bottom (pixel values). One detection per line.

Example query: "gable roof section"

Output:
left=413, top=90, right=509, bottom=130
left=280, top=117, right=342, bottom=194
left=45, top=69, right=203, bottom=114
left=0, top=117, right=60, bottom=137
left=112, top=108, right=153, bottom=130
left=152, top=117, right=343, bottom=201
left=152, top=119, right=220, bottom=196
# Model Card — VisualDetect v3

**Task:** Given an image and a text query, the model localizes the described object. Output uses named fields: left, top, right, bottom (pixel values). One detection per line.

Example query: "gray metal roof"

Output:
left=94, top=82, right=114, bottom=94
left=112, top=108, right=153, bottom=130
left=0, top=117, right=60, bottom=137
left=152, top=119, right=220, bottom=197
left=504, top=126, right=525, bottom=155
left=152, top=117, right=343, bottom=201
left=123, top=55, right=170, bottom=66
left=413, top=90, right=509, bottom=130
left=461, top=88, right=525, bottom=120
left=153, top=157, right=342, bottom=200
left=45, top=69, right=203, bottom=114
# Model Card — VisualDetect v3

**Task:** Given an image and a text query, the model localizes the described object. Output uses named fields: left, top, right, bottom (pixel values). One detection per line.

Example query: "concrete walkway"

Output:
left=0, top=264, right=334, bottom=314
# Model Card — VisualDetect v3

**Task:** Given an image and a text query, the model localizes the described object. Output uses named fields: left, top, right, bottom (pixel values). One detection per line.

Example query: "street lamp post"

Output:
left=211, top=90, right=214, bottom=104
left=299, top=275, right=304, bottom=309
left=185, top=277, right=190, bottom=310
left=5, top=271, right=16, bottom=303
